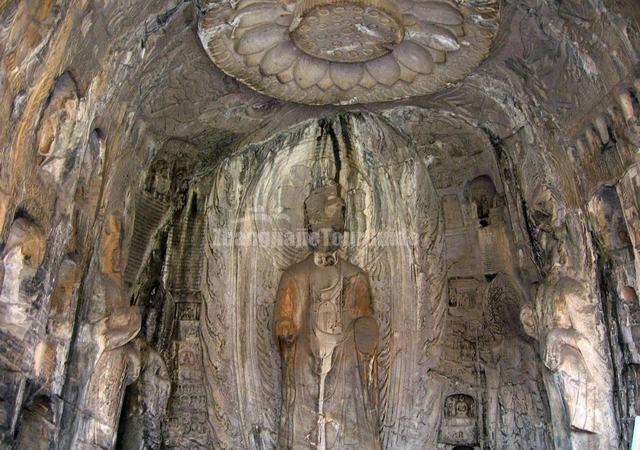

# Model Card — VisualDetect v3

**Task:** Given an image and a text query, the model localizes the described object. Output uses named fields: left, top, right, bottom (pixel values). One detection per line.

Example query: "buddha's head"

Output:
left=304, top=183, right=345, bottom=254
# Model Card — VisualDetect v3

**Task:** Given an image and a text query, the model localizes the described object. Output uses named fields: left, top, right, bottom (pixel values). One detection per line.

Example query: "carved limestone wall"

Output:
left=0, top=0, right=636, bottom=448
left=200, top=113, right=446, bottom=448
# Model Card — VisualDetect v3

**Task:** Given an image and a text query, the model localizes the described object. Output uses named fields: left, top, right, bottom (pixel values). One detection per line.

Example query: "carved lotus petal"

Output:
left=260, top=41, right=299, bottom=75
left=277, top=65, right=295, bottom=83
left=398, top=63, right=417, bottom=82
left=393, top=41, right=434, bottom=74
left=448, top=24, right=465, bottom=37
left=427, top=47, right=446, bottom=63
left=199, top=0, right=499, bottom=104
left=412, top=2, right=464, bottom=26
left=293, top=55, right=329, bottom=89
left=317, top=71, right=334, bottom=90
left=245, top=50, right=266, bottom=66
left=233, top=4, right=290, bottom=28
left=236, top=0, right=280, bottom=11
left=360, top=69, right=378, bottom=88
left=330, top=63, right=364, bottom=91
left=365, top=54, right=401, bottom=86
left=396, top=0, right=415, bottom=12
left=406, top=22, right=460, bottom=52
left=235, top=23, right=286, bottom=55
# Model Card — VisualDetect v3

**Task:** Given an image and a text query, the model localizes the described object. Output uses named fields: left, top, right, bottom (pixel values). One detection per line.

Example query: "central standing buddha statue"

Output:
left=275, top=183, right=381, bottom=449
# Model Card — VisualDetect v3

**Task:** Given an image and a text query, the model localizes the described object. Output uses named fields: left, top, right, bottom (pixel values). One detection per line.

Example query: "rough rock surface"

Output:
left=0, top=0, right=638, bottom=449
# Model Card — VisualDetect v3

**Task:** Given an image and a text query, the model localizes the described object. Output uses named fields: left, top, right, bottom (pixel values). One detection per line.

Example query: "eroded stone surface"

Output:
left=199, top=0, right=499, bottom=104
left=0, top=0, right=637, bottom=449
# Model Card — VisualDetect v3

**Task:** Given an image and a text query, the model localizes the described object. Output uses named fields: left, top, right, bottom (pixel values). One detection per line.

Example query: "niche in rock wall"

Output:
left=622, top=286, right=638, bottom=303
left=448, top=278, right=481, bottom=313
left=200, top=114, right=445, bottom=449
left=465, top=175, right=499, bottom=228
left=622, top=286, right=640, bottom=355
left=15, top=395, right=53, bottom=449
left=590, top=186, right=634, bottom=258
left=439, top=393, right=477, bottom=446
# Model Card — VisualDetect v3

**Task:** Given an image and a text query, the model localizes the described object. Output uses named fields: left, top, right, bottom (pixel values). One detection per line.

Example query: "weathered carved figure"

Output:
left=522, top=278, right=612, bottom=436
left=522, top=183, right=618, bottom=448
left=117, top=340, right=171, bottom=450
left=0, top=217, right=45, bottom=340
left=100, top=214, right=123, bottom=286
left=275, top=184, right=380, bottom=449
left=75, top=305, right=142, bottom=449
left=35, top=72, right=80, bottom=186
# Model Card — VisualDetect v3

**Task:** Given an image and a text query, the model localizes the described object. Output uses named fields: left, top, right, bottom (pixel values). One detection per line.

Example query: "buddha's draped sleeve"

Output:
left=275, top=272, right=299, bottom=339
left=353, top=272, right=374, bottom=317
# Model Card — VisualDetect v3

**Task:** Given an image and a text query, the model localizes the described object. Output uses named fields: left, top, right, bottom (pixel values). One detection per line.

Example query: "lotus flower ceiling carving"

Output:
left=198, top=0, right=500, bottom=105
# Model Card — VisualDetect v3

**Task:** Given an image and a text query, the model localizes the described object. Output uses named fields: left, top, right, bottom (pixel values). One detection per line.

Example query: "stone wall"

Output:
left=0, top=0, right=637, bottom=449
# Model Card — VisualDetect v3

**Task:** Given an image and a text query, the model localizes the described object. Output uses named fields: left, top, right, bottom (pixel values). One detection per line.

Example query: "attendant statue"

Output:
left=275, top=183, right=380, bottom=449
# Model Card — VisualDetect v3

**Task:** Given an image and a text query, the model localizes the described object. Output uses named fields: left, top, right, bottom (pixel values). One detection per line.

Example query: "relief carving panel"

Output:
left=198, top=0, right=500, bottom=104
left=200, top=115, right=445, bottom=448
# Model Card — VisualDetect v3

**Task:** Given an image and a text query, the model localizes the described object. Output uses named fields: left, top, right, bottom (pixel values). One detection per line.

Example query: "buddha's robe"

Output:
left=275, top=255, right=380, bottom=449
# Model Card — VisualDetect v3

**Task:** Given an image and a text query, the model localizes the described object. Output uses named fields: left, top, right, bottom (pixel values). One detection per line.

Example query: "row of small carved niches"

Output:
left=568, top=79, right=640, bottom=204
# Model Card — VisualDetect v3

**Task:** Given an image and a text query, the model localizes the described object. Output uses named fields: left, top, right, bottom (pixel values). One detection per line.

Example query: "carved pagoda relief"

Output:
left=198, top=0, right=500, bottom=105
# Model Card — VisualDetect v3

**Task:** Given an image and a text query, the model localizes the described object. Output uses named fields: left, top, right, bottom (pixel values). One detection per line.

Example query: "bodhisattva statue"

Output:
left=275, top=184, right=381, bottom=449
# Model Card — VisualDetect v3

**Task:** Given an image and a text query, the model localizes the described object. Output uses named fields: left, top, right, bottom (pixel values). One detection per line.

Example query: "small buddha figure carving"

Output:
left=275, top=183, right=380, bottom=449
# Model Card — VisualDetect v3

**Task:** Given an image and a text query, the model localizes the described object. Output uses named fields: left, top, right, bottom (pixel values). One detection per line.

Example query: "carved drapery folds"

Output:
left=521, top=180, right=620, bottom=449
left=274, top=183, right=381, bottom=449
left=200, top=114, right=446, bottom=448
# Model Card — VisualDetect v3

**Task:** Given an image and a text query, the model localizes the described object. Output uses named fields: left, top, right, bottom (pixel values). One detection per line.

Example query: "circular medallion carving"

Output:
left=291, top=4, right=403, bottom=63
left=198, top=0, right=500, bottom=105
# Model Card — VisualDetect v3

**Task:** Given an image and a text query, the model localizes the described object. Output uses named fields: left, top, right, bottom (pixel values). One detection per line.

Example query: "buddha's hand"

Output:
left=276, top=319, right=296, bottom=344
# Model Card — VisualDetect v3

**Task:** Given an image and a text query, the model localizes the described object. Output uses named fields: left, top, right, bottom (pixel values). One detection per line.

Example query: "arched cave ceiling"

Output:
left=1, top=2, right=640, bottom=449
left=3, top=0, right=637, bottom=171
